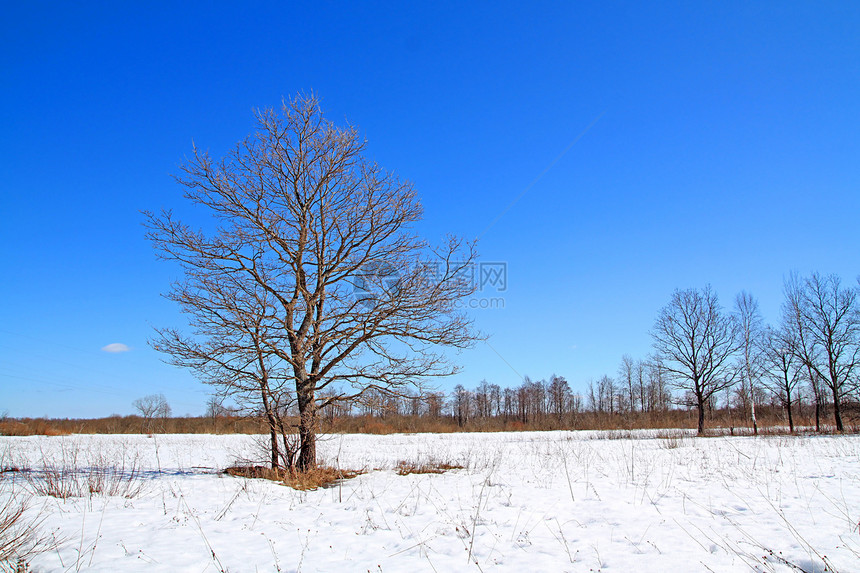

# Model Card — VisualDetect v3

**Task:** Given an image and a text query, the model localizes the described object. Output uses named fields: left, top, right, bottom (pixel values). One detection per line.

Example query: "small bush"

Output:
left=395, top=460, right=464, bottom=476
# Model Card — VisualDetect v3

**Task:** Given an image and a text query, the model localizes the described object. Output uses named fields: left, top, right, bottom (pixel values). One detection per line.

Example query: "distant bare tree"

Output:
left=405, top=389, right=421, bottom=418
left=783, top=274, right=827, bottom=430
left=651, top=286, right=740, bottom=434
left=635, top=359, right=647, bottom=413
left=646, top=360, right=670, bottom=412
left=474, top=380, right=492, bottom=419
left=761, top=325, right=803, bottom=432
left=502, top=387, right=517, bottom=421
left=591, top=375, right=615, bottom=414
left=426, top=391, right=445, bottom=419
left=146, top=94, right=481, bottom=470
left=521, top=377, right=547, bottom=421
left=205, top=396, right=237, bottom=420
left=618, top=355, right=636, bottom=412
left=734, top=291, right=765, bottom=434
left=454, top=384, right=471, bottom=427
left=602, top=375, right=616, bottom=414
left=570, top=391, right=583, bottom=415
left=547, top=374, right=571, bottom=421
left=783, top=272, right=860, bottom=431
left=132, top=393, right=171, bottom=431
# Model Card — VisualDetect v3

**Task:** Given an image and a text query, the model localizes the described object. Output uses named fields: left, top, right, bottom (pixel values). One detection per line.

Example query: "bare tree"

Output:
left=602, top=375, right=616, bottom=414
left=502, top=387, right=517, bottom=421
left=547, top=374, right=571, bottom=422
left=474, top=380, right=491, bottom=419
left=453, top=384, right=471, bottom=427
left=635, top=359, right=647, bottom=413
left=761, top=325, right=803, bottom=432
left=426, top=391, right=445, bottom=419
left=521, top=377, right=547, bottom=422
left=783, top=273, right=826, bottom=430
left=488, top=383, right=502, bottom=418
left=146, top=94, right=481, bottom=470
left=132, top=393, right=171, bottom=431
left=783, top=272, right=859, bottom=431
left=618, top=354, right=636, bottom=412
left=734, top=291, right=765, bottom=434
left=646, top=359, right=670, bottom=412
left=651, top=286, right=740, bottom=434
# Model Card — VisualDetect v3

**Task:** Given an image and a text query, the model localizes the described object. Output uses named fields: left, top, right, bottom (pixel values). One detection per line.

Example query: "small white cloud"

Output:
left=101, top=343, right=131, bottom=353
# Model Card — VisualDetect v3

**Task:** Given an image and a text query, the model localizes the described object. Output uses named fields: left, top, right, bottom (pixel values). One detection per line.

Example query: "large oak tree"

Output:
left=146, top=94, right=481, bottom=470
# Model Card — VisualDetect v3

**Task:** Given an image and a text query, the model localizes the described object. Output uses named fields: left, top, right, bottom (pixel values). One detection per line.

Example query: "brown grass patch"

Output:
left=395, top=460, right=464, bottom=476
left=0, top=420, right=70, bottom=437
left=224, top=465, right=365, bottom=491
left=0, top=421, right=29, bottom=436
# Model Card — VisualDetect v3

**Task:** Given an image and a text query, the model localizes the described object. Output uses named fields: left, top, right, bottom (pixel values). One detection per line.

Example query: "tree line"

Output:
left=317, top=271, right=860, bottom=436
left=651, top=273, right=859, bottom=434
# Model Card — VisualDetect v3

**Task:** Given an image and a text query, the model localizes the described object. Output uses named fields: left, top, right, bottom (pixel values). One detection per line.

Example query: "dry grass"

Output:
left=224, top=465, right=365, bottom=491
left=0, top=416, right=271, bottom=436
left=17, top=447, right=145, bottom=500
left=654, top=430, right=688, bottom=449
left=24, top=465, right=145, bottom=500
left=395, top=460, right=465, bottom=475
left=700, top=425, right=859, bottom=437
left=0, top=421, right=69, bottom=437
left=0, top=493, right=56, bottom=573
left=223, top=465, right=284, bottom=481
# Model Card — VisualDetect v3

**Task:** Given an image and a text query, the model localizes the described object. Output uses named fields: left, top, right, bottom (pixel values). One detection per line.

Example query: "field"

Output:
left=2, top=431, right=859, bottom=572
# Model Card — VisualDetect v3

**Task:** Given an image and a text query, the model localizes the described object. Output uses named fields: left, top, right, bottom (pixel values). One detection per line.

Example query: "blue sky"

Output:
left=2, top=2, right=858, bottom=418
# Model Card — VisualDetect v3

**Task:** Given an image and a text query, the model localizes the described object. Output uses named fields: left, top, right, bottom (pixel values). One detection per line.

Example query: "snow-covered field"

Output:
left=2, top=430, right=859, bottom=572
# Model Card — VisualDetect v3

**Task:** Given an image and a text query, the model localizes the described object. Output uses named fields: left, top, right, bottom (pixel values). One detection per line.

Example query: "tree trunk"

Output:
left=260, top=384, right=280, bottom=469
left=297, top=386, right=317, bottom=471
left=815, top=398, right=821, bottom=432
left=786, top=394, right=794, bottom=434
left=831, top=385, right=844, bottom=432
left=809, top=368, right=821, bottom=432
left=750, top=395, right=758, bottom=436
left=697, top=398, right=705, bottom=435
left=298, top=423, right=316, bottom=471
left=269, top=427, right=279, bottom=469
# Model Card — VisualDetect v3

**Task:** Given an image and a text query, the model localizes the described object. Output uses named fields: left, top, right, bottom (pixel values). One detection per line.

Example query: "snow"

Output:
left=2, top=430, right=859, bottom=572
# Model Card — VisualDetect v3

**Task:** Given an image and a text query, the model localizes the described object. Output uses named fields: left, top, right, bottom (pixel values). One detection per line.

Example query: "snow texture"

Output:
left=2, top=430, right=859, bottom=572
